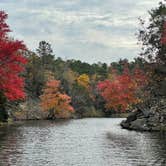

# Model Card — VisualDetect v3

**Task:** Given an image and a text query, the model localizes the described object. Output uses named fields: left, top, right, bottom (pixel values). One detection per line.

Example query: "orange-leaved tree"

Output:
left=97, top=67, right=147, bottom=112
left=40, top=79, right=74, bottom=118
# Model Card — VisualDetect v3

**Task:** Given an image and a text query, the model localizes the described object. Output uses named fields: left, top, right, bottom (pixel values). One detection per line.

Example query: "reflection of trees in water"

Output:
left=0, top=120, right=165, bottom=166
left=0, top=125, right=22, bottom=165
left=149, top=132, right=166, bottom=165
left=22, top=119, right=72, bottom=127
left=0, top=120, right=72, bottom=165
left=106, top=131, right=166, bottom=165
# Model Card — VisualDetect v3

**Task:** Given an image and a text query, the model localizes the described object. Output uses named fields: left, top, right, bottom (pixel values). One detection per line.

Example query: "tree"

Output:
left=37, top=41, right=53, bottom=57
left=40, top=79, right=74, bottom=119
left=76, top=74, right=90, bottom=89
left=97, top=67, right=147, bottom=112
left=161, top=21, right=166, bottom=45
left=138, top=2, right=166, bottom=63
left=36, top=41, right=54, bottom=70
left=138, top=2, right=166, bottom=96
left=69, top=60, right=95, bottom=75
left=24, top=51, right=45, bottom=98
left=0, top=11, right=27, bottom=121
left=71, top=83, right=94, bottom=117
left=61, top=67, right=78, bottom=94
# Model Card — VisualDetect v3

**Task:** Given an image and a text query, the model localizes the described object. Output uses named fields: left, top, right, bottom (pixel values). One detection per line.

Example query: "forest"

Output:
left=0, top=2, right=166, bottom=132
left=0, top=1, right=166, bottom=166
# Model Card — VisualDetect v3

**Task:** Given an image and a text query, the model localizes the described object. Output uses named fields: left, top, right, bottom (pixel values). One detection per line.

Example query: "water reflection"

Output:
left=106, top=126, right=166, bottom=166
left=0, top=119, right=165, bottom=166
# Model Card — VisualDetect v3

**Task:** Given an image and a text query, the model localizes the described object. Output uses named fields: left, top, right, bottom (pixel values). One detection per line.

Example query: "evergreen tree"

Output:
left=36, top=41, right=55, bottom=70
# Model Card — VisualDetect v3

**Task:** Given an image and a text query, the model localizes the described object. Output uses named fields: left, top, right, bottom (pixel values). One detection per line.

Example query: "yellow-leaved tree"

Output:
left=40, top=79, right=74, bottom=119
left=77, top=74, right=90, bottom=89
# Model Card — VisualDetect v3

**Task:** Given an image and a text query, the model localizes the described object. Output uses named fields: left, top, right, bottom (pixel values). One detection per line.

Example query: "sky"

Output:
left=0, top=0, right=163, bottom=64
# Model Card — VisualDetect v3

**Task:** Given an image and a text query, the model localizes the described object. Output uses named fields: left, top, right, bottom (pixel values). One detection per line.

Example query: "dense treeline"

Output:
left=1, top=38, right=147, bottom=120
left=0, top=2, right=165, bottom=122
left=22, top=43, right=147, bottom=119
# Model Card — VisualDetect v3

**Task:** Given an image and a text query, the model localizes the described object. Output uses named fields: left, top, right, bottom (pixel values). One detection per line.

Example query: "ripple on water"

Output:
left=0, top=118, right=165, bottom=166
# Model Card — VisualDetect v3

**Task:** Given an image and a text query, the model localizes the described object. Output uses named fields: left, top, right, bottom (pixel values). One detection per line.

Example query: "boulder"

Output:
left=121, top=97, right=166, bottom=132
left=130, top=119, right=150, bottom=131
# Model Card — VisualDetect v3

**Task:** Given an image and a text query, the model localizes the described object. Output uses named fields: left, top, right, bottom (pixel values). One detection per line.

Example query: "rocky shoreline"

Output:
left=121, top=98, right=166, bottom=131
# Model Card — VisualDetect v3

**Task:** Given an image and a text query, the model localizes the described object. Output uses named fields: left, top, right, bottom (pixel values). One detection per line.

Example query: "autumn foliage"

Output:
left=40, top=79, right=74, bottom=118
left=161, top=21, right=166, bottom=45
left=77, top=74, right=90, bottom=89
left=0, top=11, right=27, bottom=101
left=97, top=67, right=147, bottom=112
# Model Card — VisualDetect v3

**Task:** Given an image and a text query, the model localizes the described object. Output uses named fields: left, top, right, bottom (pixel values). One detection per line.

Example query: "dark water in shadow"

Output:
left=0, top=118, right=165, bottom=166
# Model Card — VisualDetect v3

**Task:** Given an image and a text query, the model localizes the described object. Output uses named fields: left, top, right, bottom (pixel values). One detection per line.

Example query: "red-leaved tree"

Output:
left=0, top=11, right=27, bottom=101
left=97, top=67, right=147, bottom=112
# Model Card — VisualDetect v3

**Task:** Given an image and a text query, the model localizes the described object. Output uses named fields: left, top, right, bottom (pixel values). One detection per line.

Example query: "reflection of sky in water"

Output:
left=0, top=119, right=165, bottom=166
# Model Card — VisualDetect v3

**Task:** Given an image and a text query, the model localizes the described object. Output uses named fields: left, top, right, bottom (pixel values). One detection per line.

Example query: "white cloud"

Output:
left=0, top=0, right=162, bottom=63
left=83, top=29, right=138, bottom=49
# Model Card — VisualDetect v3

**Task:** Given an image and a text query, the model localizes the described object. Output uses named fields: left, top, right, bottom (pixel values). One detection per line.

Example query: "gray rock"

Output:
left=120, top=120, right=130, bottom=129
left=130, top=119, right=150, bottom=131
left=121, top=97, right=166, bottom=132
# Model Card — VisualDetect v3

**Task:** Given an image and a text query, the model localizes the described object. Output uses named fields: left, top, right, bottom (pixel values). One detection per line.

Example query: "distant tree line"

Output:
left=0, top=2, right=165, bottom=121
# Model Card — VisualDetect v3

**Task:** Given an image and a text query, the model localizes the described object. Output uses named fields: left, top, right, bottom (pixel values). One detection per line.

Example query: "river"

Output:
left=0, top=118, right=165, bottom=166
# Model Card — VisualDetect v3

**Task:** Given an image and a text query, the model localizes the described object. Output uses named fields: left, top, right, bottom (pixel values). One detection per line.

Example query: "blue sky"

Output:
left=0, top=0, right=163, bottom=64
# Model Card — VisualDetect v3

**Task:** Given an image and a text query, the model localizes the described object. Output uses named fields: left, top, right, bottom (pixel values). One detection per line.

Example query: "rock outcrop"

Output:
left=121, top=98, right=166, bottom=131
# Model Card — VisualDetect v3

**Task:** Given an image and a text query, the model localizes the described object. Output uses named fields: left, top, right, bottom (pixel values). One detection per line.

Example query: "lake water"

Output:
left=0, top=118, right=165, bottom=166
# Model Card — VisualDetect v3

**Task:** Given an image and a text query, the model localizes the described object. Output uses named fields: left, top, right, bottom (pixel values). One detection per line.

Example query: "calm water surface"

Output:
left=0, top=118, right=165, bottom=166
